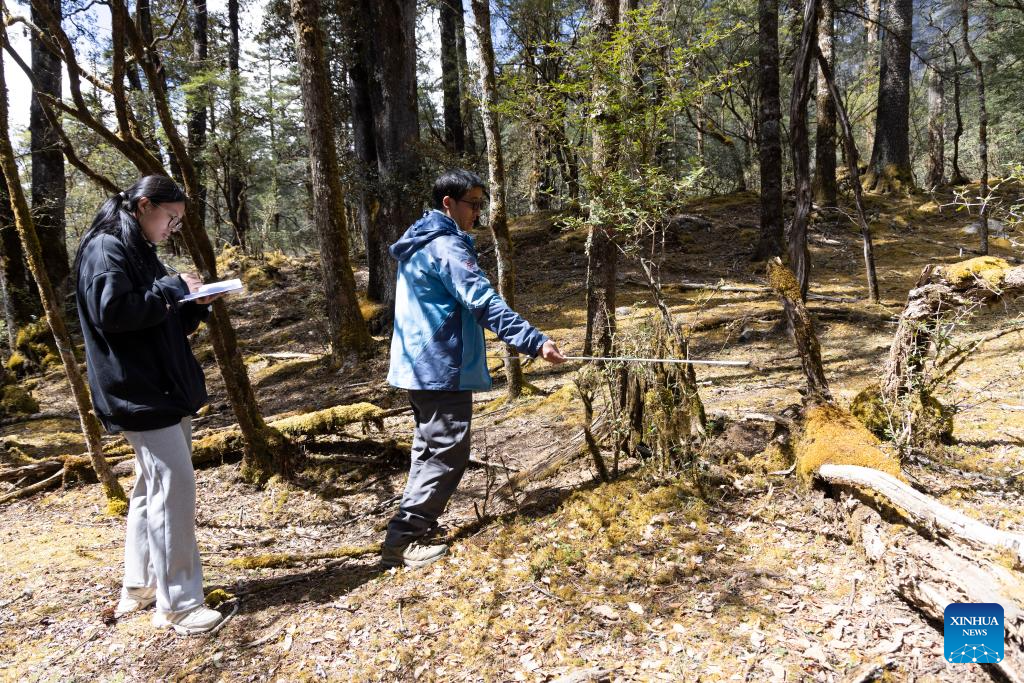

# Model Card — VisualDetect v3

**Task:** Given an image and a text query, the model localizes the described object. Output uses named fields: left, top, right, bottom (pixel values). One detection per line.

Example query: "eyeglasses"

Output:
left=455, top=198, right=487, bottom=212
left=152, top=203, right=184, bottom=232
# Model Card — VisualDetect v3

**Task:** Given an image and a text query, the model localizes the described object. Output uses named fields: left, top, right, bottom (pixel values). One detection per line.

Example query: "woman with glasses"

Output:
left=74, top=175, right=226, bottom=634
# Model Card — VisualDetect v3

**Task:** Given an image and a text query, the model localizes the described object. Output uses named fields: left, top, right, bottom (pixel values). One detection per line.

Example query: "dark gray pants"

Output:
left=384, top=390, right=473, bottom=547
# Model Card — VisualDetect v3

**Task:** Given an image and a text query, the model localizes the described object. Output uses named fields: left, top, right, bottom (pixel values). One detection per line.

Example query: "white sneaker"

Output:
left=152, top=605, right=223, bottom=634
left=115, top=587, right=156, bottom=618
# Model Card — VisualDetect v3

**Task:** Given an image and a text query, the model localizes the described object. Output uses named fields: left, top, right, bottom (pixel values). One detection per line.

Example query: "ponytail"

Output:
left=74, top=176, right=186, bottom=281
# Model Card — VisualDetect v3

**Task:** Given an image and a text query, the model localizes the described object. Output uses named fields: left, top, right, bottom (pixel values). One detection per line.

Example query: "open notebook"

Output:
left=178, top=278, right=243, bottom=303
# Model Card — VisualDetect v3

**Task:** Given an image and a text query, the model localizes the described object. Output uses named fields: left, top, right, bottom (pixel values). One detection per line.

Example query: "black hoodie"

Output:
left=76, top=232, right=210, bottom=433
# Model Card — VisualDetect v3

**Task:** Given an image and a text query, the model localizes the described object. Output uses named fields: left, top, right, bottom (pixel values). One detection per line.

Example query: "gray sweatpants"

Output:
left=122, top=417, right=204, bottom=615
left=385, top=390, right=473, bottom=547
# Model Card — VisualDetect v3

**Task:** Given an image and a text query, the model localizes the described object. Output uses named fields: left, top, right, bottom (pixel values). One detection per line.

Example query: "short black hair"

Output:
left=431, top=169, right=488, bottom=210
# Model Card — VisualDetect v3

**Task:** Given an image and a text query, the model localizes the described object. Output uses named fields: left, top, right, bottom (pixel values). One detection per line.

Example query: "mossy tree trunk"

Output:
left=787, top=0, right=817, bottom=300
left=290, top=0, right=373, bottom=365
left=439, top=0, right=465, bottom=155
left=583, top=0, right=620, bottom=358
left=470, top=0, right=524, bottom=398
left=863, top=0, right=915, bottom=194
left=754, top=0, right=784, bottom=260
left=0, top=38, right=126, bottom=512
left=766, top=258, right=831, bottom=403
left=812, top=0, right=837, bottom=209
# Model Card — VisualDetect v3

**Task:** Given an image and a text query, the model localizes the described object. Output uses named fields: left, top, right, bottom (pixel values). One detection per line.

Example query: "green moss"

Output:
left=850, top=385, right=890, bottom=437
left=0, top=385, right=39, bottom=416
left=229, top=543, right=380, bottom=569
left=270, top=402, right=386, bottom=437
left=766, top=259, right=803, bottom=301
left=204, top=589, right=235, bottom=607
left=40, top=353, right=61, bottom=370
left=942, top=256, right=1010, bottom=289
left=105, top=497, right=129, bottom=517
left=5, top=352, right=27, bottom=374
left=795, top=403, right=902, bottom=482
left=850, top=384, right=954, bottom=445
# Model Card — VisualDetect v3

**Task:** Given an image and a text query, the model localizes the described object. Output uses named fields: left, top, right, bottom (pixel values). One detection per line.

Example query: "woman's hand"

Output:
left=180, top=273, right=224, bottom=305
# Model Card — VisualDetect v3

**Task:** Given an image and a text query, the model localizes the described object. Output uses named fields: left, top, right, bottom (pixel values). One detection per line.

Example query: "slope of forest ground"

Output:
left=2, top=190, right=1023, bottom=682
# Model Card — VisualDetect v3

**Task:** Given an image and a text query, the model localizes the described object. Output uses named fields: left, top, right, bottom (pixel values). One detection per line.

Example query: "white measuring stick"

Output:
left=562, top=355, right=750, bottom=367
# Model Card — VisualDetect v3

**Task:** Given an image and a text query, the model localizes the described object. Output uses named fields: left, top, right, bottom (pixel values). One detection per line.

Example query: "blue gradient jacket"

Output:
left=387, top=210, right=548, bottom=391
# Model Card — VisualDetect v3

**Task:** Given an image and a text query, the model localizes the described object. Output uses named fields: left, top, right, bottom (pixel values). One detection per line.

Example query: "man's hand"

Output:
left=540, top=340, right=567, bottom=364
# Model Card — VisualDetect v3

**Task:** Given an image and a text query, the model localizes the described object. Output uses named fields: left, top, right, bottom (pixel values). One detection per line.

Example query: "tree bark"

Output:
left=30, top=0, right=69, bottom=308
left=291, top=0, right=373, bottom=364
left=864, top=0, right=914, bottom=193
left=470, top=0, right=524, bottom=399
left=0, top=38, right=126, bottom=511
left=812, top=0, right=837, bottom=208
left=453, top=0, right=476, bottom=156
left=949, top=58, right=968, bottom=185
left=814, top=45, right=879, bottom=302
left=583, top=0, right=619, bottom=357
left=925, top=64, right=945, bottom=189
left=187, top=0, right=208, bottom=232
left=962, top=0, right=988, bottom=255
left=767, top=258, right=831, bottom=402
left=364, top=0, right=421, bottom=316
left=754, top=0, right=784, bottom=260
left=439, top=0, right=465, bottom=155
left=226, top=0, right=252, bottom=248
left=788, top=0, right=817, bottom=300
left=0, top=176, right=41, bottom=349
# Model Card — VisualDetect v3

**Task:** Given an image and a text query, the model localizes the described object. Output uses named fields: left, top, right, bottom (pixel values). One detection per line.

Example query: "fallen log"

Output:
left=842, top=493, right=1024, bottom=682
left=767, top=258, right=1024, bottom=677
left=821, top=463, right=1024, bottom=567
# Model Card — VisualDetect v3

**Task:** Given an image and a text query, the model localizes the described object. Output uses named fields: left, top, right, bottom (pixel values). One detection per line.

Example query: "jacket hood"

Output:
left=389, top=210, right=472, bottom=262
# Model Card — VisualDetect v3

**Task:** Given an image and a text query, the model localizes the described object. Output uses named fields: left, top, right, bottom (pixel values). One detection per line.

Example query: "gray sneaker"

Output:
left=380, top=540, right=448, bottom=569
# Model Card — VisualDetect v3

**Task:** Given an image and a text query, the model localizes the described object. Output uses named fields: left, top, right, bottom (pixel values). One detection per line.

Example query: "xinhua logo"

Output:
left=944, top=603, right=1005, bottom=664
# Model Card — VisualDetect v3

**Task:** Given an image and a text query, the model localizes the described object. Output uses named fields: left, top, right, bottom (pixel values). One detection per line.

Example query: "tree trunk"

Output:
left=812, top=0, right=837, bottom=208
left=187, top=0, right=208, bottom=232
left=583, top=0, right=619, bottom=357
left=925, top=64, right=945, bottom=189
left=754, top=0, right=784, bottom=260
left=0, top=177, right=41, bottom=350
left=364, top=0, right=421, bottom=316
left=788, top=0, right=817, bottom=300
left=30, top=0, right=69, bottom=308
left=453, top=0, right=476, bottom=156
left=439, top=0, right=465, bottom=155
left=470, top=0, right=524, bottom=399
left=962, top=0, right=988, bottom=256
left=864, top=0, right=914, bottom=193
left=0, top=40, right=126, bottom=512
left=949, top=60, right=968, bottom=185
left=226, top=0, right=251, bottom=248
left=340, top=0, right=379, bottom=276
left=117, top=0, right=299, bottom=484
left=767, top=258, right=831, bottom=402
left=291, top=0, right=374, bottom=364
left=814, top=45, right=880, bottom=302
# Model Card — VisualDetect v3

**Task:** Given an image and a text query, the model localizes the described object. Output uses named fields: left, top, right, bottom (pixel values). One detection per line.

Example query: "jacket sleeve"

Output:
left=434, top=239, right=549, bottom=357
left=179, top=302, right=212, bottom=336
left=83, top=269, right=190, bottom=334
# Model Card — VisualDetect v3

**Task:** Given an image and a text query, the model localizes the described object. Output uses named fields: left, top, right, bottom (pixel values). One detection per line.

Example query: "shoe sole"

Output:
left=380, top=553, right=447, bottom=570
left=114, top=598, right=157, bottom=618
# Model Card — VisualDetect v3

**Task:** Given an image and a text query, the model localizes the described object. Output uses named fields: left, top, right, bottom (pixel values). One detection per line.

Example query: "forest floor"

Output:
left=2, top=190, right=1024, bottom=682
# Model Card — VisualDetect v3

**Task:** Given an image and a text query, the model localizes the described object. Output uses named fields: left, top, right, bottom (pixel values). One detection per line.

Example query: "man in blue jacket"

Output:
left=383, top=169, right=566, bottom=569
